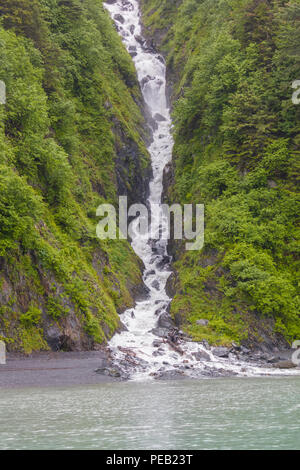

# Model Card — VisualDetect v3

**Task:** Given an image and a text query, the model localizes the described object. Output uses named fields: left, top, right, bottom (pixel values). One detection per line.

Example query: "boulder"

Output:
left=193, top=350, right=211, bottom=362
left=157, top=312, right=174, bottom=329
left=151, top=280, right=160, bottom=291
left=151, top=327, right=169, bottom=338
left=154, top=113, right=167, bottom=122
left=212, top=347, right=231, bottom=358
left=114, top=14, right=125, bottom=24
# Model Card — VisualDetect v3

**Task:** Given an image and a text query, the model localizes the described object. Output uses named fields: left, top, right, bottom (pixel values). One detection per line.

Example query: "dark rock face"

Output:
left=165, top=271, right=177, bottom=298
left=44, top=325, right=64, bottom=352
left=212, top=347, right=231, bottom=358
left=151, top=327, right=170, bottom=338
left=154, top=113, right=167, bottom=122
left=151, top=280, right=160, bottom=291
left=193, top=350, right=211, bottom=362
left=114, top=121, right=152, bottom=208
left=95, top=357, right=129, bottom=379
left=157, top=312, right=174, bottom=329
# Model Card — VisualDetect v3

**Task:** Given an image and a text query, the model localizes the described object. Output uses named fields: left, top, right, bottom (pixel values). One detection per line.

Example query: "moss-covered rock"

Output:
left=0, top=0, right=151, bottom=353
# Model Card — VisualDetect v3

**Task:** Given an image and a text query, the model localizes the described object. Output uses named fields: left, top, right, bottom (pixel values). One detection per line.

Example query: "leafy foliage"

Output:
left=142, top=0, right=300, bottom=344
left=0, top=0, right=149, bottom=352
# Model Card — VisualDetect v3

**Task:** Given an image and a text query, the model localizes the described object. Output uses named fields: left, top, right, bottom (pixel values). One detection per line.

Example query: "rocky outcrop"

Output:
left=113, top=113, right=152, bottom=209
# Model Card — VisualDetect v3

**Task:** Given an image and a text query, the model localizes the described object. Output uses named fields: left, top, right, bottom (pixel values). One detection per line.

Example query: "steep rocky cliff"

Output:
left=0, top=0, right=151, bottom=353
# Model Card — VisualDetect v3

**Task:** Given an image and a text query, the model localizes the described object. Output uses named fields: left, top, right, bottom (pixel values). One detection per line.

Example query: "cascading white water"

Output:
left=104, top=0, right=299, bottom=380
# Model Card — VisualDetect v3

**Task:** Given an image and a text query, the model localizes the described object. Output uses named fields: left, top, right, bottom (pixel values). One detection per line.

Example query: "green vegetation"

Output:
left=0, top=0, right=150, bottom=353
left=142, top=0, right=300, bottom=346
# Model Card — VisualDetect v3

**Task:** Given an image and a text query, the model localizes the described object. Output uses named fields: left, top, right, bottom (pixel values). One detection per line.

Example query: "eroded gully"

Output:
left=103, top=0, right=299, bottom=381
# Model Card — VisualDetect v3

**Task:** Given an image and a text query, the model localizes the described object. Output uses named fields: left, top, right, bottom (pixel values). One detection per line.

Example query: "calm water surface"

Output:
left=0, top=378, right=299, bottom=450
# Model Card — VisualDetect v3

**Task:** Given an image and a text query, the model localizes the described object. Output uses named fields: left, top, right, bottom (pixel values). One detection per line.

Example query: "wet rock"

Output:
left=136, top=357, right=149, bottom=368
left=143, top=39, right=157, bottom=54
left=141, top=75, right=155, bottom=88
left=274, top=361, right=297, bottom=369
left=150, top=241, right=165, bottom=255
left=212, top=347, right=231, bottom=358
left=152, top=350, right=165, bottom=357
left=95, top=364, right=126, bottom=379
left=118, top=321, right=128, bottom=332
left=155, top=370, right=187, bottom=380
left=114, top=14, right=125, bottom=24
left=154, top=113, right=167, bottom=122
left=153, top=340, right=163, bottom=348
left=151, top=327, right=169, bottom=338
left=196, top=319, right=209, bottom=327
left=157, top=312, right=174, bottom=329
left=156, top=256, right=171, bottom=269
left=94, top=358, right=112, bottom=371
left=108, top=368, right=122, bottom=378
left=45, top=325, right=65, bottom=351
left=165, top=272, right=177, bottom=299
left=135, top=35, right=145, bottom=46
left=154, top=306, right=165, bottom=317
left=240, top=346, right=251, bottom=355
left=134, top=284, right=151, bottom=302
left=200, top=340, right=210, bottom=350
left=145, top=270, right=156, bottom=277
left=156, top=55, right=165, bottom=64
left=151, top=280, right=160, bottom=291
left=129, top=24, right=135, bottom=34
left=267, top=356, right=281, bottom=364
left=166, top=337, right=184, bottom=356
left=193, top=350, right=211, bottom=362
left=121, top=1, right=134, bottom=12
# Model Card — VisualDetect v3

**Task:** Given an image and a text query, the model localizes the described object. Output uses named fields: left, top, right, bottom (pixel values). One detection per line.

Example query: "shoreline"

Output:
left=0, top=349, right=299, bottom=390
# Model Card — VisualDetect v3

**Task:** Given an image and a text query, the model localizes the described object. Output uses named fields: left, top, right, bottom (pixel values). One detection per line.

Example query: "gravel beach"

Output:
left=0, top=351, right=118, bottom=389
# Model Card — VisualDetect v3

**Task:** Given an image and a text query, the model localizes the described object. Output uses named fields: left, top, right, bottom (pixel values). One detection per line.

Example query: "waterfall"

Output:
left=103, top=0, right=299, bottom=380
